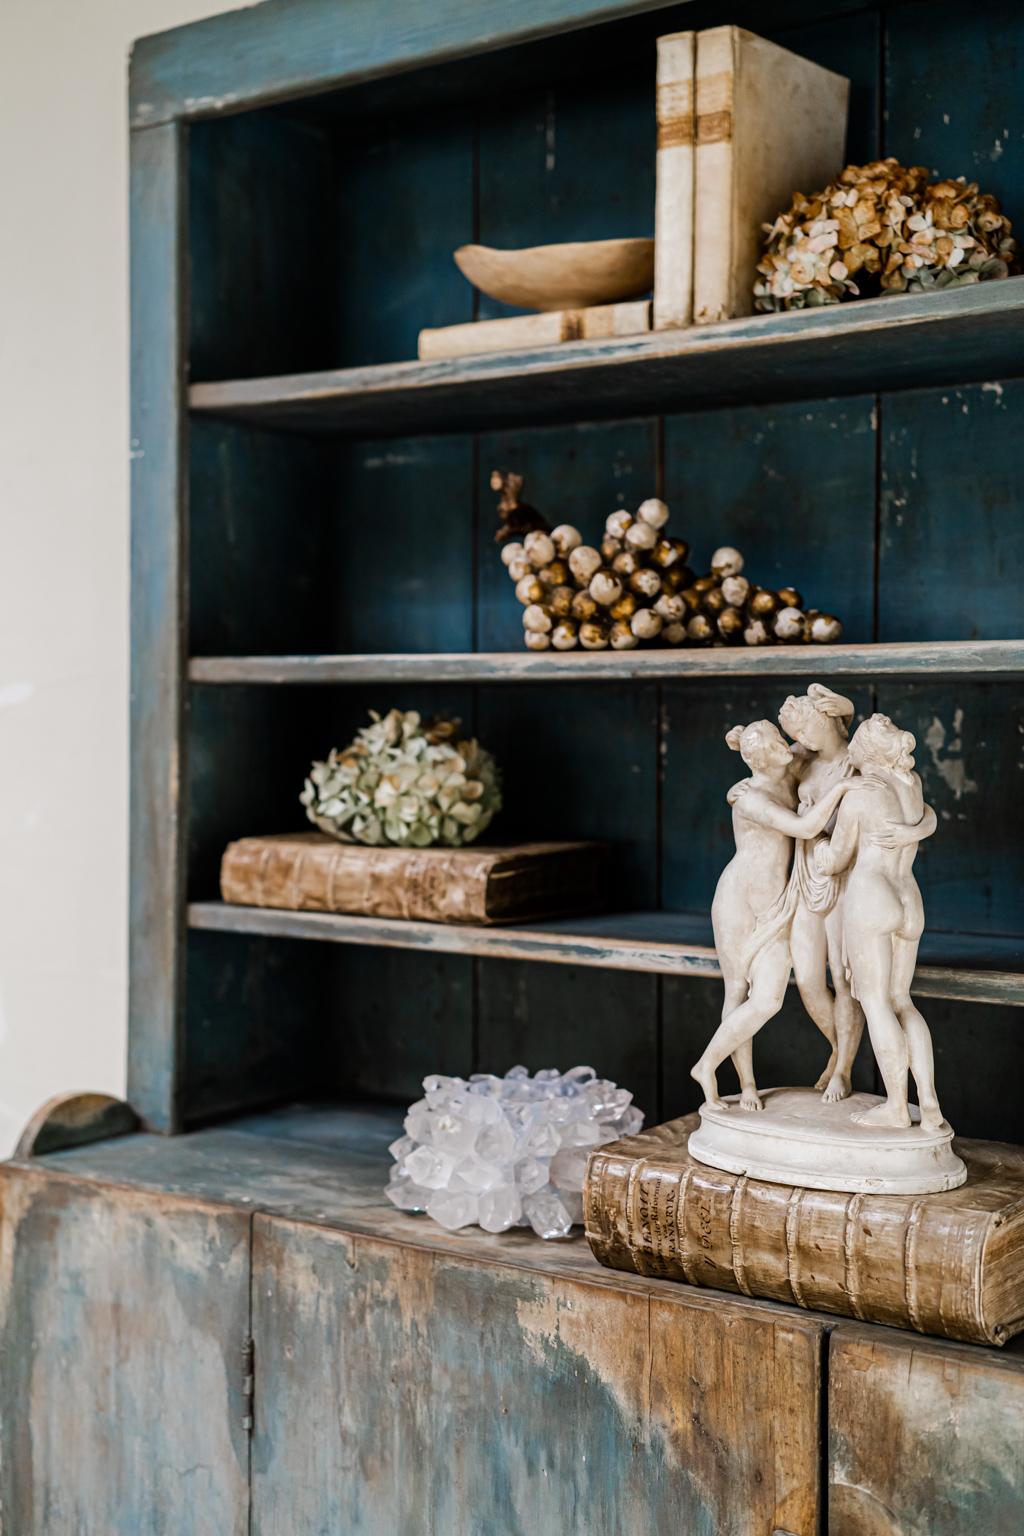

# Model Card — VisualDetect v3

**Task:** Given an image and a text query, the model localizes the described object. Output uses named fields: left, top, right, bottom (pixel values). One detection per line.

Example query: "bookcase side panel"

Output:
left=129, top=120, right=188, bottom=1134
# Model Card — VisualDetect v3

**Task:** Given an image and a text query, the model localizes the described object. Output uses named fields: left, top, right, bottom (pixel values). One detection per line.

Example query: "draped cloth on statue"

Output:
left=740, top=759, right=856, bottom=983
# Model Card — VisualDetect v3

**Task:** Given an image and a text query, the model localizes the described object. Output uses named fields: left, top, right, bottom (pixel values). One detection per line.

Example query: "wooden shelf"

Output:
left=188, top=279, right=1024, bottom=437
left=188, top=902, right=1024, bottom=1007
left=188, top=639, right=1024, bottom=685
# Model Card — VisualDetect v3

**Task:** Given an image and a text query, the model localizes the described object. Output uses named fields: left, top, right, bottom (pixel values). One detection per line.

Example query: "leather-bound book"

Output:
left=585, top=1114, right=1024, bottom=1346
left=220, top=832, right=604, bottom=925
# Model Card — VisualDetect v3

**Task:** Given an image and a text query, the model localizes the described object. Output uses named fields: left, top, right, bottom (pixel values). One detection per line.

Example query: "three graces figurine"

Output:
left=691, top=684, right=947, bottom=1135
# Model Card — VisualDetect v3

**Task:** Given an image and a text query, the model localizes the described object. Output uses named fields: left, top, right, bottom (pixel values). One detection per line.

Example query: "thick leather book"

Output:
left=585, top=1114, right=1024, bottom=1345
left=417, top=301, right=650, bottom=361
left=653, top=30, right=696, bottom=331
left=693, top=26, right=849, bottom=323
left=220, top=833, right=604, bottom=925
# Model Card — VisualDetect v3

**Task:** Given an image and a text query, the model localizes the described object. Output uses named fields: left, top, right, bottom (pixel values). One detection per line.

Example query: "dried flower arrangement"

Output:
left=301, top=709, right=501, bottom=847
left=495, top=476, right=842, bottom=651
left=755, top=158, right=1017, bottom=311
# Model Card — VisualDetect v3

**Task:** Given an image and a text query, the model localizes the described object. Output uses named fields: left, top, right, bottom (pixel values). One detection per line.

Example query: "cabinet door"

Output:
left=0, top=1166, right=251, bottom=1535
left=251, top=1213, right=823, bottom=1536
left=829, top=1325, right=1024, bottom=1536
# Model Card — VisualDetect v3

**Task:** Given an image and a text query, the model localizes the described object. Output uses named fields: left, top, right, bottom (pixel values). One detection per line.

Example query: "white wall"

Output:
left=0, top=0, right=252, bottom=1153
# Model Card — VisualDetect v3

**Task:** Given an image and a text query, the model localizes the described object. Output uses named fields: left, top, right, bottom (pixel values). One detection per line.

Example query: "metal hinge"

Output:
left=242, top=1335, right=254, bottom=1434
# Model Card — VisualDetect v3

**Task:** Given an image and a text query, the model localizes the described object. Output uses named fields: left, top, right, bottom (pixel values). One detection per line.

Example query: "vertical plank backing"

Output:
left=663, top=397, right=878, bottom=644
left=251, top=1214, right=823, bottom=1536
left=332, top=102, right=474, bottom=366
left=189, top=111, right=334, bottom=381
left=878, top=383, right=1024, bottom=642
left=129, top=121, right=188, bottom=1134
left=829, top=1325, right=1024, bottom=1536
left=0, top=1166, right=251, bottom=1534
left=333, top=434, right=475, bottom=653
left=189, top=419, right=338, bottom=656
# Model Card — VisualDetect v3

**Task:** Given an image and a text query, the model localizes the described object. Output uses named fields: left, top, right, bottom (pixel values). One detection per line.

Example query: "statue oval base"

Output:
left=688, top=1086, right=967, bottom=1195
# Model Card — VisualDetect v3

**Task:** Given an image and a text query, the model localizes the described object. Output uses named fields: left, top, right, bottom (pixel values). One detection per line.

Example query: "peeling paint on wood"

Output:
left=0, top=1167, right=251, bottom=1534
left=829, top=1324, right=1024, bottom=1536
left=250, top=1214, right=823, bottom=1535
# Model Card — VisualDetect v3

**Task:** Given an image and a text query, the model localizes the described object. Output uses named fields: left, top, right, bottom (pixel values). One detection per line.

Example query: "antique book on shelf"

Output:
left=220, top=833, right=604, bottom=925
left=653, top=30, right=696, bottom=330
left=417, top=301, right=650, bottom=360
left=692, top=26, right=849, bottom=324
left=585, top=1114, right=1024, bottom=1346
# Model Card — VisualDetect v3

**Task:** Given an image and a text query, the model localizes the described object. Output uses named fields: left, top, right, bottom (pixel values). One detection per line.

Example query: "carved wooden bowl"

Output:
left=454, top=237, right=655, bottom=311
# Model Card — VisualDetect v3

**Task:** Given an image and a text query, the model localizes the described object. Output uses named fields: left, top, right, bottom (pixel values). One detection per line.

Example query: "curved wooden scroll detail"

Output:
left=13, top=1092, right=140, bottom=1160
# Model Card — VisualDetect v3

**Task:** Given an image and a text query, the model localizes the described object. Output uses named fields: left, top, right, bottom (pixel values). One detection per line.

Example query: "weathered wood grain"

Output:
left=0, top=1166, right=251, bottom=1534
left=879, top=383, right=1024, bottom=644
left=129, top=121, right=188, bottom=1135
left=186, top=638, right=1024, bottom=685
left=186, top=901, right=1024, bottom=1007
left=187, top=279, right=1024, bottom=436
left=250, top=1213, right=823, bottom=1536
left=829, top=1324, right=1024, bottom=1536
left=130, top=0, right=675, bottom=128
left=13, top=1093, right=139, bottom=1160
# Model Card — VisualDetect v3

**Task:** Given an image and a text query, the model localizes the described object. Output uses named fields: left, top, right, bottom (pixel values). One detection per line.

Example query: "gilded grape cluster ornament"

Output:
left=494, top=474, right=842, bottom=651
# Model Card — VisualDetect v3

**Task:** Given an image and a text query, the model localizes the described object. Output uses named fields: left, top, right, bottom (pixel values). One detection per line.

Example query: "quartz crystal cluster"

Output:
left=301, top=708, right=501, bottom=848
left=756, top=158, right=1017, bottom=311
left=386, top=1066, right=644, bottom=1238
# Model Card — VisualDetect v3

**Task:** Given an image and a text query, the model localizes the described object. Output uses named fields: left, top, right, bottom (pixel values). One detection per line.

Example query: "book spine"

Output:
left=417, top=302, right=650, bottom=361
left=692, top=26, right=737, bottom=326
left=588, top=1148, right=995, bottom=1344
left=653, top=31, right=695, bottom=330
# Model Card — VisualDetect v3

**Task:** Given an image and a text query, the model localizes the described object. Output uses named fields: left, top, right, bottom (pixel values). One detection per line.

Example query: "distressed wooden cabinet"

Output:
left=2, top=0, right=1023, bottom=1530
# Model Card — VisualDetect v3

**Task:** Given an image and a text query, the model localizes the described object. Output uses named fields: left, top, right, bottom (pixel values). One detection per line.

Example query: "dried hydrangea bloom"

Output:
left=755, top=157, right=1017, bottom=311
left=301, top=708, right=502, bottom=848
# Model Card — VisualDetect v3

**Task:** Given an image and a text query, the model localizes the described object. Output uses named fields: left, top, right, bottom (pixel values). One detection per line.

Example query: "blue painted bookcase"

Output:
left=2, top=0, right=1023, bottom=1530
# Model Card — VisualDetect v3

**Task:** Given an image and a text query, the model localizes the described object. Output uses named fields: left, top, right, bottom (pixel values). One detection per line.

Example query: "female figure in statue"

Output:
left=773, top=684, right=863, bottom=1102
left=814, top=713, right=943, bottom=1130
left=691, top=720, right=854, bottom=1111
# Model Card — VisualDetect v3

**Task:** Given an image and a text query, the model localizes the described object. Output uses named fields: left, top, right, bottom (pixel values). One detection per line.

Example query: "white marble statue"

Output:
left=688, top=691, right=964, bottom=1196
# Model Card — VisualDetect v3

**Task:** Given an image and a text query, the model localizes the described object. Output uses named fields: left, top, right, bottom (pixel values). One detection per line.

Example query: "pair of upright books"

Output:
left=654, top=26, right=849, bottom=328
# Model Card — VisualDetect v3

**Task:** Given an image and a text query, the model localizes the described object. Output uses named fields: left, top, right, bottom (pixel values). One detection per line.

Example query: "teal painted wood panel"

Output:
left=663, top=396, right=878, bottom=643
left=129, top=121, right=187, bottom=1134
left=189, top=112, right=334, bottom=381
left=189, top=419, right=337, bottom=655
left=476, top=957, right=660, bottom=1122
left=885, top=0, right=1024, bottom=216
left=333, top=435, right=476, bottom=652
left=331, top=946, right=475, bottom=1103
left=830, top=1325, right=1024, bottom=1536
left=476, top=682, right=659, bottom=905
left=878, top=382, right=1024, bottom=641
left=332, top=105, right=474, bottom=366
left=0, top=1166, right=250, bottom=1534
left=130, top=0, right=681, bottom=128
left=476, top=54, right=655, bottom=322
left=251, top=1213, right=823, bottom=1536
left=185, top=930, right=339, bottom=1125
